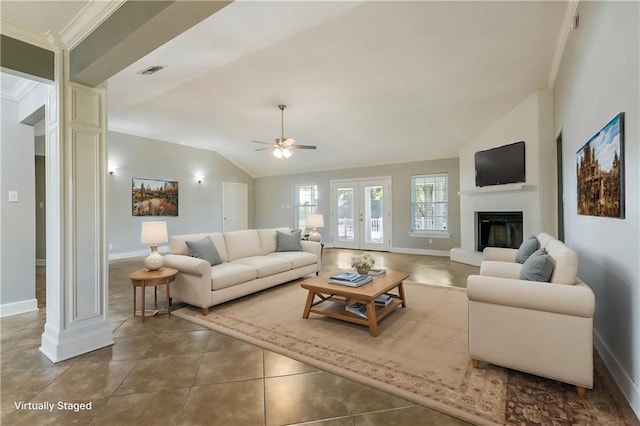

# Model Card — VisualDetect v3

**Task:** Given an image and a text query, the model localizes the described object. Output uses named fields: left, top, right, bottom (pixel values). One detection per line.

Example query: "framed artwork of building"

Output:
left=576, top=113, right=624, bottom=218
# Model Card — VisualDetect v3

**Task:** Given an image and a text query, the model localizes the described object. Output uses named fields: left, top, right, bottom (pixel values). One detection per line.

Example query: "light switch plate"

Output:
left=8, top=191, right=19, bottom=203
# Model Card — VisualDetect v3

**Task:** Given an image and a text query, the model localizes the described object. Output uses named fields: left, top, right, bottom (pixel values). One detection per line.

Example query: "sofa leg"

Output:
left=471, top=359, right=479, bottom=368
left=576, top=386, right=586, bottom=397
left=201, top=307, right=209, bottom=316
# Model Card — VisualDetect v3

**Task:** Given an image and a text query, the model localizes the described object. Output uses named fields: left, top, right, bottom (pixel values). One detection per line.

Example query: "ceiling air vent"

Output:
left=138, top=65, right=165, bottom=75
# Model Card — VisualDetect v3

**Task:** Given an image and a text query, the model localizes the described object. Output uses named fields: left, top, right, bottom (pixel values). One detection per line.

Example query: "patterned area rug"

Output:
left=173, top=281, right=637, bottom=425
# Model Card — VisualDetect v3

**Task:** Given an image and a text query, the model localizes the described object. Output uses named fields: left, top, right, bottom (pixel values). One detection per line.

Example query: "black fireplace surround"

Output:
left=476, top=211, right=523, bottom=252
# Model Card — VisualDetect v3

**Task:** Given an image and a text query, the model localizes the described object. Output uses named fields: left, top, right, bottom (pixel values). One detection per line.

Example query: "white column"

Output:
left=40, top=37, right=113, bottom=363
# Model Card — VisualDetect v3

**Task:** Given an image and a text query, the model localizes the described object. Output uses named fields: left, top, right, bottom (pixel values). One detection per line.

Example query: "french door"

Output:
left=330, top=178, right=391, bottom=251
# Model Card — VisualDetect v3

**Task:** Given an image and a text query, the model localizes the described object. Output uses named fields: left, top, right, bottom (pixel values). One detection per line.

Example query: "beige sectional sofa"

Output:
left=466, top=232, right=596, bottom=396
left=163, top=228, right=322, bottom=315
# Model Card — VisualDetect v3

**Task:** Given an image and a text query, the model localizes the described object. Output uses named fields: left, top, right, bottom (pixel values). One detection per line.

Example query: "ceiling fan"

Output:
left=252, top=105, right=317, bottom=158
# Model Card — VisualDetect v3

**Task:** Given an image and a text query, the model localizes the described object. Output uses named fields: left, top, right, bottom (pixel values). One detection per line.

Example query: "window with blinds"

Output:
left=295, top=183, right=318, bottom=230
left=411, top=174, right=448, bottom=232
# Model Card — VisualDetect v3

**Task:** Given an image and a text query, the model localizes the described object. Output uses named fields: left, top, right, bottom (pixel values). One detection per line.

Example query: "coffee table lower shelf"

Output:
left=308, top=297, right=403, bottom=329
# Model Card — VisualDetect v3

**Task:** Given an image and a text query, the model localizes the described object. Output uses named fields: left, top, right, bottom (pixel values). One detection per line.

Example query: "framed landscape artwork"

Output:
left=132, top=178, right=179, bottom=216
left=576, top=113, right=624, bottom=218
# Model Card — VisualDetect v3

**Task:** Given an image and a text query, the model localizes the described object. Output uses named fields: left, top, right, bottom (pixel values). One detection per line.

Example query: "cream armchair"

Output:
left=466, top=234, right=596, bottom=396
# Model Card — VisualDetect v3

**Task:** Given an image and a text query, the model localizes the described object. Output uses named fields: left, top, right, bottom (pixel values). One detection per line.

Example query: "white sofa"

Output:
left=163, top=228, right=322, bottom=315
left=466, top=233, right=596, bottom=396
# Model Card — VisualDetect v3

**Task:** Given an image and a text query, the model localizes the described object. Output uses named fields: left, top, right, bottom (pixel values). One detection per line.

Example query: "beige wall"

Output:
left=107, top=131, right=255, bottom=257
left=255, top=158, right=460, bottom=253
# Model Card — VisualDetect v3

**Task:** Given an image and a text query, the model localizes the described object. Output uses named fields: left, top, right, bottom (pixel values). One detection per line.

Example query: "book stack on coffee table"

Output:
left=328, top=271, right=373, bottom=287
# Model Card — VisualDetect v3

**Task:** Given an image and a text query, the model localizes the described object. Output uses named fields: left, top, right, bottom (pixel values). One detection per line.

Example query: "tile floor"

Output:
left=1, top=249, right=479, bottom=425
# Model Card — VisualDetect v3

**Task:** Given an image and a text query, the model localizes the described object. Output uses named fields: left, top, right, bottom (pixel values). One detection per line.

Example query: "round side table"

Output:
left=129, top=267, right=178, bottom=322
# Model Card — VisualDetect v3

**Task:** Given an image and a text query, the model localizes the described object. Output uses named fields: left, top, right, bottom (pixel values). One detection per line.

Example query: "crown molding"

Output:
left=59, top=0, right=126, bottom=49
left=0, top=78, right=40, bottom=101
left=1, top=1, right=124, bottom=52
left=0, top=20, right=52, bottom=50
left=548, top=0, right=580, bottom=88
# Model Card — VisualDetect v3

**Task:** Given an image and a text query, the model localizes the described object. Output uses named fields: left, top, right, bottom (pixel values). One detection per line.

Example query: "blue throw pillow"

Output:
left=519, top=248, right=554, bottom=282
left=276, top=230, right=302, bottom=252
left=515, top=235, right=539, bottom=264
left=186, top=237, right=222, bottom=266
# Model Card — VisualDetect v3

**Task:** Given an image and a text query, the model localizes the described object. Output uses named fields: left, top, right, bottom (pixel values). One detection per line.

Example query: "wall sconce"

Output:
left=195, top=174, right=205, bottom=184
left=108, top=166, right=118, bottom=175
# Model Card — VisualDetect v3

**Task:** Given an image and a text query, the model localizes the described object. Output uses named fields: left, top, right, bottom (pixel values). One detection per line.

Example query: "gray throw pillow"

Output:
left=186, top=237, right=222, bottom=266
left=515, top=235, right=539, bottom=264
left=519, top=248, right=554, bottom=282
left=276, top=230, right=303, bottom=252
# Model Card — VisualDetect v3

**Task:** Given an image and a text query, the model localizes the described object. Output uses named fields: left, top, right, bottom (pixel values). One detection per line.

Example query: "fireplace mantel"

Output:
left=458, top=183, right=534, bottom=195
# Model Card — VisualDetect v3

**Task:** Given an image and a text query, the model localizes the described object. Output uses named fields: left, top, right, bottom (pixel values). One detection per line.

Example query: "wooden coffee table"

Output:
left=300, top=269, right=409, bottom=336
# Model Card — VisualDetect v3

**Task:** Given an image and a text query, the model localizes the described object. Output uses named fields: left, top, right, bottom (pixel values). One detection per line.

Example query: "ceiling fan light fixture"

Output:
left=254, top=104, right=316, bottom=157
left=273, top=147, right=293, bottom=159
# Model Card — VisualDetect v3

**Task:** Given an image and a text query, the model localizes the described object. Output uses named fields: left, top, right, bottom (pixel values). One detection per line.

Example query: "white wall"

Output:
left=458, top=89, right=556, bottom=251
left=554, top=1, right=639, bottom=415
left=107, top=131, right=255, bottom=257
left=0, top=98, right=37, bottom=316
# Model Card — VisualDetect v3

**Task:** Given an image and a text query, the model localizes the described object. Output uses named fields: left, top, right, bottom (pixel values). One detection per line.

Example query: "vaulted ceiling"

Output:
left=2, top=1, right=569, bottom=178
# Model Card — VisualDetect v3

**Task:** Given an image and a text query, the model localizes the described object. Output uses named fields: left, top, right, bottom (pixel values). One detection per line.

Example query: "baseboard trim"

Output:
left=594, top=329, right=640, bottom=419
left=109, top=249, right=147, bottom=260
left=390, top=247, right=450, bottom=257
left=0, top=298, right=39, bottom=318
left=307, top=245, right=449, bottom=257
left=109, top=244, right=169, bottom=260
left=449, top=247, right=483, bottom=266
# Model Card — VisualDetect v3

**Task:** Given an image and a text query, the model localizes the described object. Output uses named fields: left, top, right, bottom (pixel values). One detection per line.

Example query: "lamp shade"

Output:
left=306, top=214, right=324, bottom=229
left=140, top=221, right=168, bottom=244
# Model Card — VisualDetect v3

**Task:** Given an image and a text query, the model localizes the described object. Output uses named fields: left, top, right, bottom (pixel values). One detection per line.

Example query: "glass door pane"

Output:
left=336, top=186, right=356, bottom=245
left=362, top=183, right=388, bottom=250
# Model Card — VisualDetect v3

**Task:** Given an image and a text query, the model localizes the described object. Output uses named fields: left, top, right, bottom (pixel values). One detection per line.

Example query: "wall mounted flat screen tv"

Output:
left=475, top=141, right=526, bottom=187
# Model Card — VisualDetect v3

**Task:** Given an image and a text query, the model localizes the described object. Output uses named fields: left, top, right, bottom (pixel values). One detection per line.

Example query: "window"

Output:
left=411, top=174, right=448, bottom=232
left=295, top=184, right=318, bottom=230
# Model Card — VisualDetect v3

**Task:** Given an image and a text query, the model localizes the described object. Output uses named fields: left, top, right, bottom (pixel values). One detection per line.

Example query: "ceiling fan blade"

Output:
left=251, top=140, right=272, bottom=145
left=255, top=147, right=273, bottom=151
left=291, top=145, right=317, bottom=150
left=282, top=138, right=296, bottom=147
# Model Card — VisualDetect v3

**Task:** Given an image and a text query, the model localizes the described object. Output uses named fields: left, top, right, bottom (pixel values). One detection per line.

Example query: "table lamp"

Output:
left=306, top=214, right=324, bottom=242
left=140, top=221, right=168, bottom=271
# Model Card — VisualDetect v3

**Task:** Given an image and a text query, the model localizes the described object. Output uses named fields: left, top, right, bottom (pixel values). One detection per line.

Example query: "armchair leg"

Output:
left=576, top=386, right=586, bottom=397
left=471, top=359, right=479, bottom=368
left=201, top=307, right=209, bottom=316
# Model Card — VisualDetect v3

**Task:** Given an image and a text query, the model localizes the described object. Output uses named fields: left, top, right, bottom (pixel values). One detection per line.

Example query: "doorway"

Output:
left=222, top=182, right=248, bottom=232
left=556, top=132, right=565, bottom=241
left=330, top=178, right=391, bottom=251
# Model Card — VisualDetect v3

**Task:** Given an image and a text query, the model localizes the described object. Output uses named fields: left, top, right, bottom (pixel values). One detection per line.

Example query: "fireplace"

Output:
left=476, top=211, right=523, bottom=251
